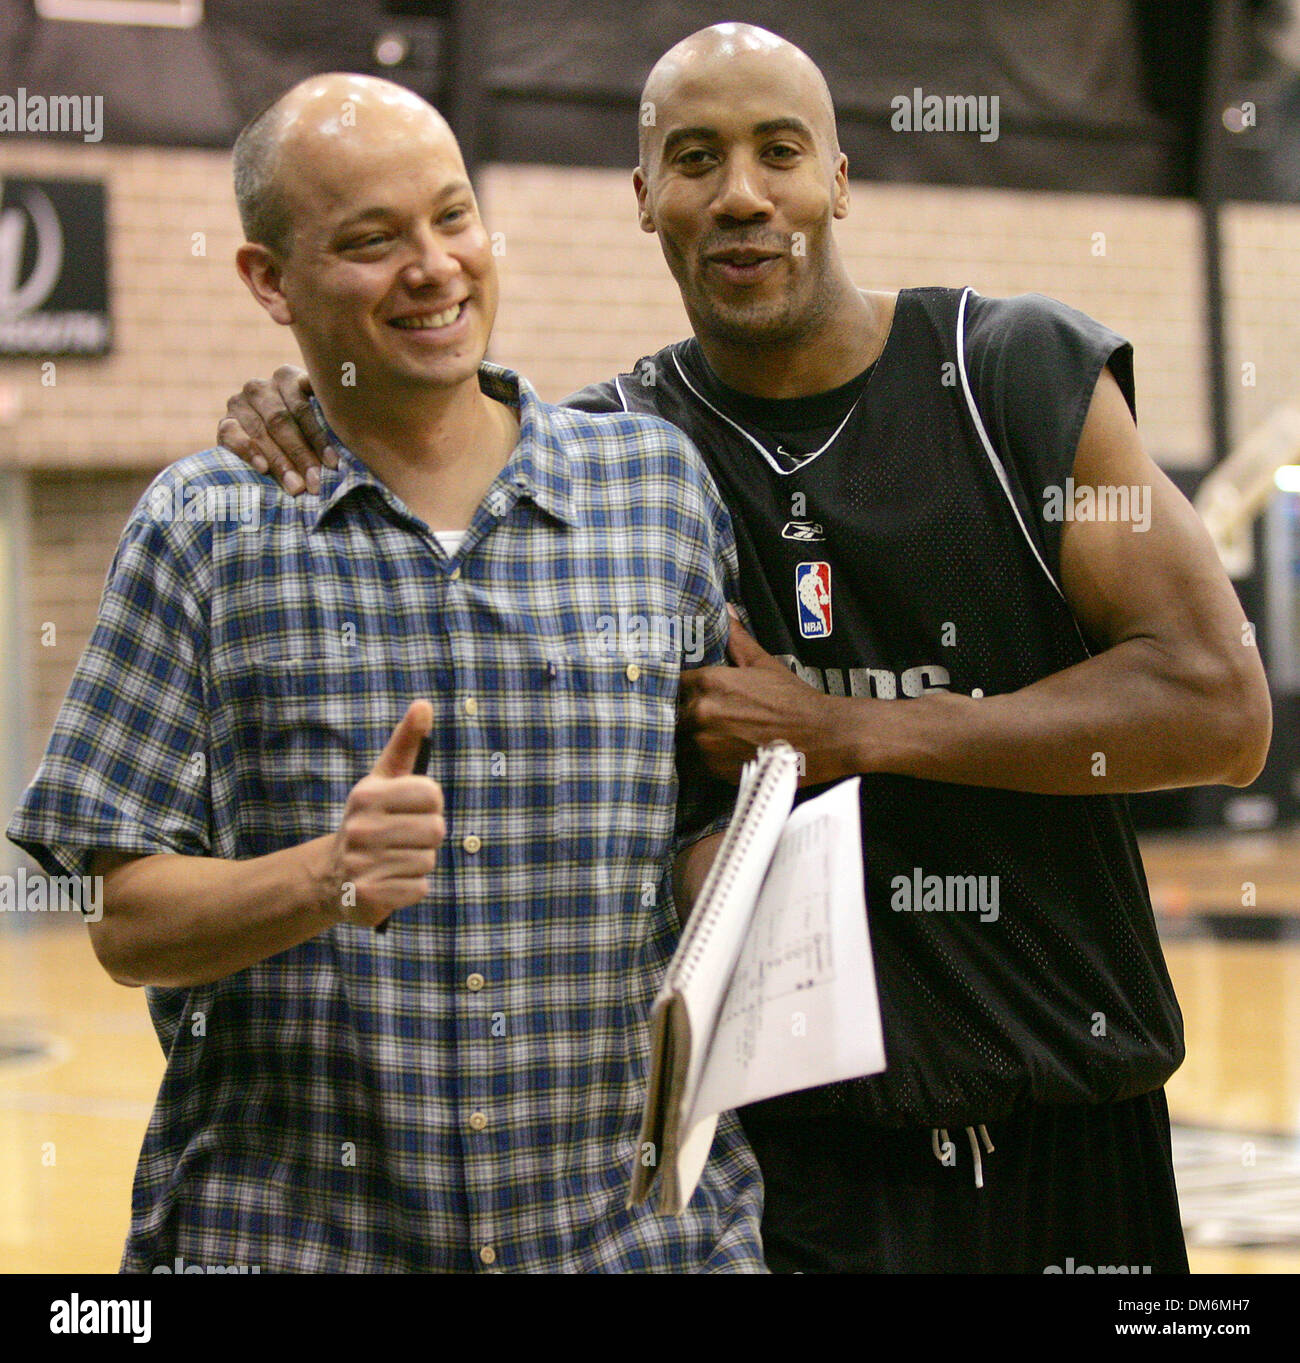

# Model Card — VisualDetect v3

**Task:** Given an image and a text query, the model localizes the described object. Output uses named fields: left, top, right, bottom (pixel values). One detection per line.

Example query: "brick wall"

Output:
left=0, top=142, right=293, bottom=470
left=2, top=139, right=1299, bottom=792
left=22, top=472, right=155, bottom=782
left=0, top=147, right=1249, bottom=474
left=1222, top=202, right=1300, bottom=448
left=484, top=166, right=1214, bottom=467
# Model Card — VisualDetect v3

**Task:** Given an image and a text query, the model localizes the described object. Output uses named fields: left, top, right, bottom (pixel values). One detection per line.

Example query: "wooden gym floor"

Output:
left=1, top=827, right=1298, bottom=1273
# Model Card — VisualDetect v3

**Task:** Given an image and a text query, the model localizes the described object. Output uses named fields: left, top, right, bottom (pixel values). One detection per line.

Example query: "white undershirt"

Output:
left=434, top=531, right=466, bottom=558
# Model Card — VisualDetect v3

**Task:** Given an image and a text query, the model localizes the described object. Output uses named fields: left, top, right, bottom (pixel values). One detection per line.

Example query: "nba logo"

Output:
left=795, top=561, right=833, bottom=639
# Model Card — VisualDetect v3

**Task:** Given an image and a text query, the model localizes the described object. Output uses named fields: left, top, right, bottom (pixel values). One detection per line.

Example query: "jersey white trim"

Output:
left=955, top=286, right=1067, bottom=603
left=668, top=351, right=856, bottom=477
left=956, top=287, right=1096, bottom=658
left=612, top=374, right=631, bottom=412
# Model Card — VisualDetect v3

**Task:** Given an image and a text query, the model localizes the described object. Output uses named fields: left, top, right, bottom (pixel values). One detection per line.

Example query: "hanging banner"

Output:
left=0, top=177, right=110, bottom=356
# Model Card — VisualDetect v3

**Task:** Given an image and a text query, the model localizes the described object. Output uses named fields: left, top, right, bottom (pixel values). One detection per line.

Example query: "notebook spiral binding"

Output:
left=675, top=742, right=798, bottom=986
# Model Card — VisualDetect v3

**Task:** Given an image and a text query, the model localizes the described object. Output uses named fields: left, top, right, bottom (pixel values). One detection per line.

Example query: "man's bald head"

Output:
left=638, top=23, right=839, bottom=169
left=233, top=73, right=456, bottom=256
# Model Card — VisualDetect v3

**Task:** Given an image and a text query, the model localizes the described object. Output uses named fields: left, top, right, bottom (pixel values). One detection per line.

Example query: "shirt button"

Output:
left=462, top=834, right=482, bottom=854
left=469, top=1111, right=488, bottom=1131
left=626, top=663, right=641, bottom=682
left=463, top=696, right=478, bottom=716
left=479, top=1245, right=496, bottom=1265
left=466, top=972, right=485, bottom=991
left=449, top=566, right=461, bottom=581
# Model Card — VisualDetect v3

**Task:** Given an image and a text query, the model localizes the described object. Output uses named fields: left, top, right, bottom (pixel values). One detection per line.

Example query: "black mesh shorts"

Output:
left=742, top=1088, right=1189, bottom=1274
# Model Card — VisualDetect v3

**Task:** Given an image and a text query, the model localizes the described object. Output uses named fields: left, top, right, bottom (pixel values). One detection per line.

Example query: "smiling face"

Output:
left=243, top=77, right=497, bottom=405
left=634, top=31, right=850, bottom=351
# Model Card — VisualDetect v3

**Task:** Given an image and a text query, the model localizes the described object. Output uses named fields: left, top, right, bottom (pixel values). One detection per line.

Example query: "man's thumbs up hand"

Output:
left=320, top=701, right=445, bottom=928
left=372, top=698, right=434, bottom=778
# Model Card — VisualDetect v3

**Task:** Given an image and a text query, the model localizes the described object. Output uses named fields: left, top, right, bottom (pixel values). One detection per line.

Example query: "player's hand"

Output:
left=216, top=365, right=335, bottom=495
left=678, top=613, right=854, bottom=786
left=320, top=701, right=445, bottom=927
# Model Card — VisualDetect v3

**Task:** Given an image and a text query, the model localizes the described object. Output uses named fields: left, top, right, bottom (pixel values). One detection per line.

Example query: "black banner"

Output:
left=0, top=177, right=109, bottom=357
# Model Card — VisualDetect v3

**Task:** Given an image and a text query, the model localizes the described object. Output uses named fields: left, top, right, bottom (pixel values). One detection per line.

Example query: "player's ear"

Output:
left=832, top=153, right=850, bottom=220
left=633, top=167, right=656, bottom=234
left=236, top=242, right=293, bottom=326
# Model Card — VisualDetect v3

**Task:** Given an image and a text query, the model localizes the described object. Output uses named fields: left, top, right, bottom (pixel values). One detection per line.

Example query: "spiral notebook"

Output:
left=629, top=742, right=886, bottom=1213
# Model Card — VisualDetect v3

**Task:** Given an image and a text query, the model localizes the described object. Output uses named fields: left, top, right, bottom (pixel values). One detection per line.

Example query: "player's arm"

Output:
left=87, top=703, right=444, bottom=989
left=216, top=368, right=631, bottom=492
left=216, top=365, right=331, bottom=494
left=681, top=368, right=1271, bottom=794
left=672, top=831, right=725, bottom=928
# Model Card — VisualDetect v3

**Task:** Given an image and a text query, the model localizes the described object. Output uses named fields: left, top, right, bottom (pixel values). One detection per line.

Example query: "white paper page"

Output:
left=687, top=777, right=885, bottom=1124
left=665, top=1112, right=718, bottom=1214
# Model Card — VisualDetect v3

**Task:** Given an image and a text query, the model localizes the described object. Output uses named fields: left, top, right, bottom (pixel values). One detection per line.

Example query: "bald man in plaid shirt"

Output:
left=6, top=75, right=763, bottom=1273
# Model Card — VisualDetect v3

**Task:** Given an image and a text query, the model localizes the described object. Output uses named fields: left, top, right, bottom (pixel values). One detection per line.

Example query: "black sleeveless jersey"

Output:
left=565, top=286, right=1184, bottom=1129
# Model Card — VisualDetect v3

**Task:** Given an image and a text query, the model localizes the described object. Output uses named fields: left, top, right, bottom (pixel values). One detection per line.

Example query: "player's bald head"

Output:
left=233, top=73, right=457, bottom=256
left=638, top=23, right=839, bottom=169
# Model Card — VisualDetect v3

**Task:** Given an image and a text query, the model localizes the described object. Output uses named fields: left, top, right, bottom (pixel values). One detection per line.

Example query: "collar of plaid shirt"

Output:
left=307, top=364, right=578, bottom=537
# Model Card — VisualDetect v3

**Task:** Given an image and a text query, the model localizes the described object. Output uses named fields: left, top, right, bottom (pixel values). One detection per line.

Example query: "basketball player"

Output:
left=213, top=26, right=1271, bottom=1272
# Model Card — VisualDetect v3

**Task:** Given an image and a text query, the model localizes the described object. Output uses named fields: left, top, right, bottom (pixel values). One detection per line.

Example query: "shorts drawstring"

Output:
left=931, top=1124, right=995, bottom=1187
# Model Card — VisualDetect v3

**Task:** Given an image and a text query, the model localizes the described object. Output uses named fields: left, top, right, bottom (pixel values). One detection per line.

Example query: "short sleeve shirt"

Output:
left=6, top=364, right=764, bottom=1273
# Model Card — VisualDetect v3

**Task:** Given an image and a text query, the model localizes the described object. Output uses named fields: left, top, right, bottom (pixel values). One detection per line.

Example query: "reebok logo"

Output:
left=781, top=520, right=825, bottom=542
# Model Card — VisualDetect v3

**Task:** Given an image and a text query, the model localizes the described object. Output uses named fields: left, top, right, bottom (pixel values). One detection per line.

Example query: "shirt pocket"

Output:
left=548, top=652, right=680, bottom=850
left=216, top=652, right=398, bottom=848
left=560, top=651, right=677, bottom=736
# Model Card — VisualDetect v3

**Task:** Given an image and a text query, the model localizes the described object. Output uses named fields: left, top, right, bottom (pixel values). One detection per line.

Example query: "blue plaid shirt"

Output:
left=7, top=364, right=765, bottom=1273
